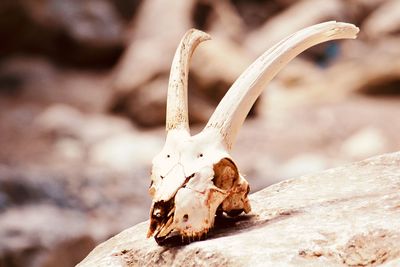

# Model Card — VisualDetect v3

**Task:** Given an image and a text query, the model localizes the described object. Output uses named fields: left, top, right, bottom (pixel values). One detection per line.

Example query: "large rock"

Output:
left=78, top=152, right=400, bottom=266
left=0, top=204, right=95, bottom=267
left=0, top=0, right=126, bottom=66
left=0, top=163, right=152, bottom=267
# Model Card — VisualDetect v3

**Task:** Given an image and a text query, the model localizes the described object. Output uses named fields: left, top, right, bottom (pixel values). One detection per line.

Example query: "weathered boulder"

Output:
left=0, top=0, right=127, bottom=66
left=0, top=163, right=152, bottom=267
left=78, top=152, right=400, bottom=266
left=0, top=204, right=95, bottom=267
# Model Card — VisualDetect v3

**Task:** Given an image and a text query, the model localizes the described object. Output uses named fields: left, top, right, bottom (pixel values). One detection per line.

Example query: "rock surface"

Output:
left=78, top=152, right=400, bottom=267
left=0, top=205, right=95, bottom=267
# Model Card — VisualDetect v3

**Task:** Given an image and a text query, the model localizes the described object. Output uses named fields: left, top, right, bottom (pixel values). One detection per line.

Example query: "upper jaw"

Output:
left=147, top=197, right=175, bottom=237
left=147, top=172, right=195, bottom=244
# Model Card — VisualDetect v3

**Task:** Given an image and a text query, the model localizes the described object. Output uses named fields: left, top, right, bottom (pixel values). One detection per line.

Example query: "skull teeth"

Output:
left=167, top=207, right=175, bottom=218
left=158, top=215, right=174, bottom=237
left=180, top=228, right=210, bottom=243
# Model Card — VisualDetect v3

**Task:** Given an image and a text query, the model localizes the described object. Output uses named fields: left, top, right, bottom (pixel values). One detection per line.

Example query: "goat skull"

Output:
left=147, top=22, right=359, bottom=244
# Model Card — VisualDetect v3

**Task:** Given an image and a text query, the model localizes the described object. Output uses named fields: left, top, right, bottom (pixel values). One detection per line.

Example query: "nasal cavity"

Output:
left=183, top=214, right=189, bottom=222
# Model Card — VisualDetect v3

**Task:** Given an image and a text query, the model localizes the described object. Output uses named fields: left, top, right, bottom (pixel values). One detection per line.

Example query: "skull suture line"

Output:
left=147, top=22, right=359, bottom=244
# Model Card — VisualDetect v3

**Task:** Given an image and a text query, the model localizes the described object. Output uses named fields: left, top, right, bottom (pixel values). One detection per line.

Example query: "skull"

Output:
left=147, top=129, right=251, bottom=243
left=147, top=22, right=359, bottom=244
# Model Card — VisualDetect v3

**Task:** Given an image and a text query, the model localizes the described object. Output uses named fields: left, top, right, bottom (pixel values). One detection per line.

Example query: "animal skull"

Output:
left=147, top=22, right=359, bottom=244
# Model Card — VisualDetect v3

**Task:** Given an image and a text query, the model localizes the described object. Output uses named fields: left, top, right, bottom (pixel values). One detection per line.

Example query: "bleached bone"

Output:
left=147, top=21, right=359, bottom=245
left=166, top=29, right=211, bottom=132
left=206, top=21, right=359, bottom=150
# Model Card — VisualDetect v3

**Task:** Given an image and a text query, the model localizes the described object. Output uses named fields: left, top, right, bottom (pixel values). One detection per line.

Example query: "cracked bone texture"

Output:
left=146, top=22, right=358, bottom=242
left=78, top=151, right=400, bottom=267
left=147, top=129, right=251, bottom=240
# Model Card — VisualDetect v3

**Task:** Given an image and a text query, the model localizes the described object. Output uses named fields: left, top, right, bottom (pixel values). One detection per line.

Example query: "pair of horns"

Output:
left=166, top=21, right=359, bottom=150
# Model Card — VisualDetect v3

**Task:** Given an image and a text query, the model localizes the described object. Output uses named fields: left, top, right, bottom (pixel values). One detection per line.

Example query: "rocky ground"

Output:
left=0, top=0, right=400, bottom=266
left=78, top=152, right=400, bottom=267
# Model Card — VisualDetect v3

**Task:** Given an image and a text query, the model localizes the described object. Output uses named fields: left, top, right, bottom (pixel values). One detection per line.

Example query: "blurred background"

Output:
left=0, top=0, right=399, bottom=266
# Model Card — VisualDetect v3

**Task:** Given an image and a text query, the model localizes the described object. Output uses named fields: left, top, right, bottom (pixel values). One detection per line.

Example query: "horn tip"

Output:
left=325, top=21, right=360, bottom=39
left=335, top=21, right=360, bottom=35
left=185, top=28, right=212, bottom=42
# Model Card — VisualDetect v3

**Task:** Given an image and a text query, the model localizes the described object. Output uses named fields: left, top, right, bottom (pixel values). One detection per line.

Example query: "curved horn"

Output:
left=205, top=21, right=359, bottom=149
left=166, top=29, right=211, bottom=132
